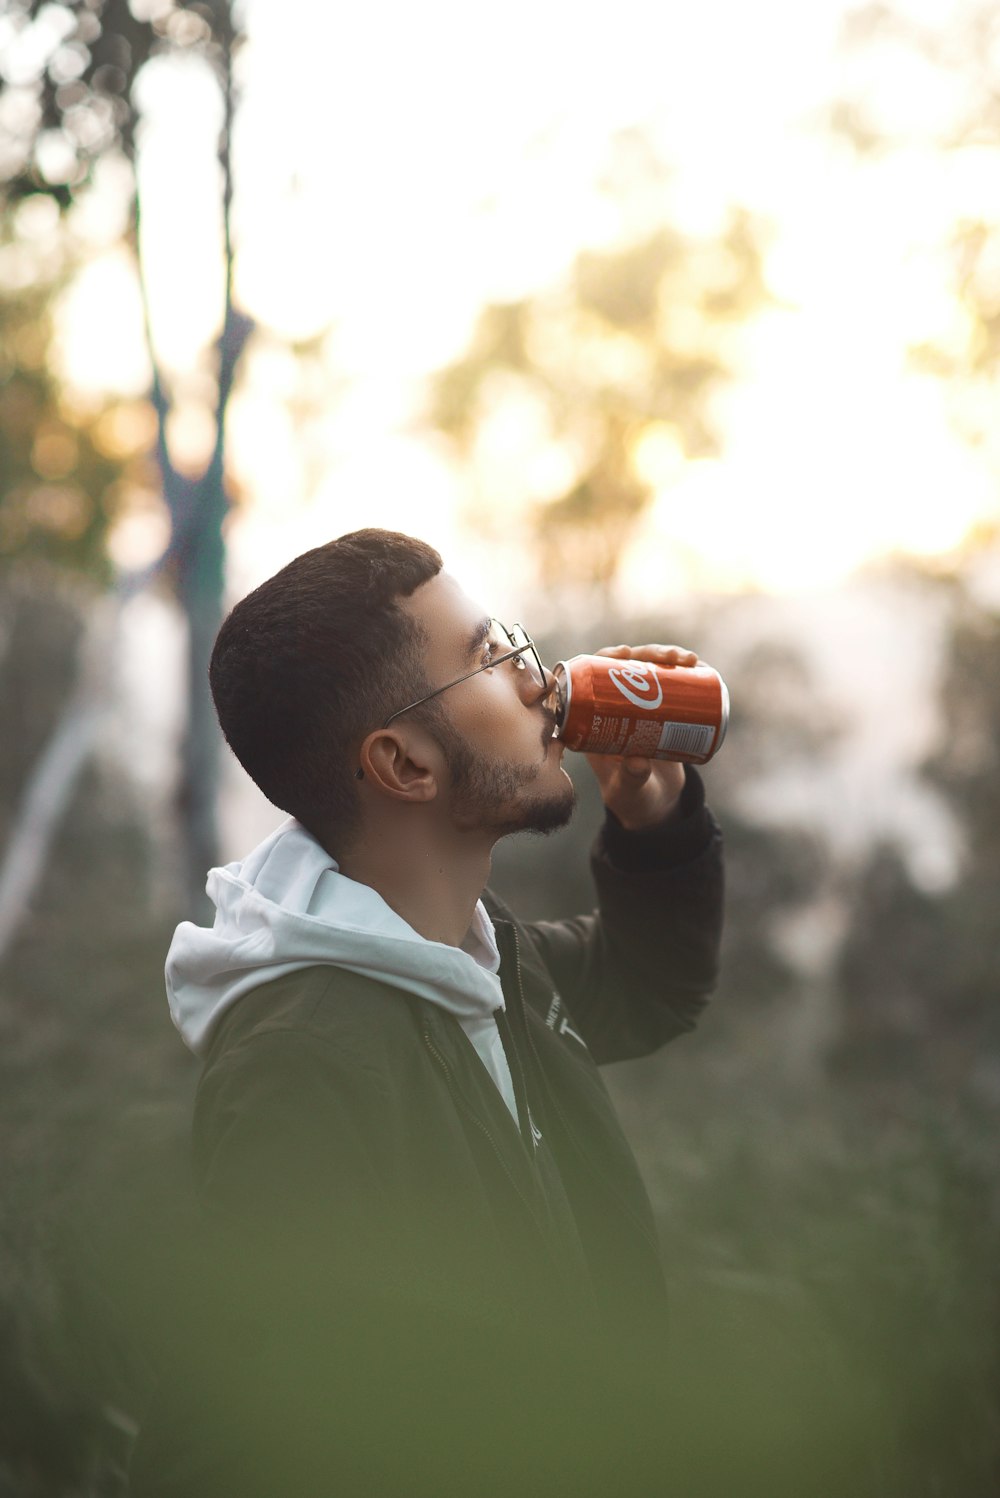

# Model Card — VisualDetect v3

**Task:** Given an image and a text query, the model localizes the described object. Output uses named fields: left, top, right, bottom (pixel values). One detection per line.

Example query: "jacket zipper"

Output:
left=421, top=1023, right=536, bottom=1217
left=504, top=924, right=661, bottom=1252
left=492, top=1005, right=538, bottom=1157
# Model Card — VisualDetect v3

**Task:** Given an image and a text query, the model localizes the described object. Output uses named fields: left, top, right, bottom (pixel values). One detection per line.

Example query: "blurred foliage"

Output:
left=0, top=574, right=196, bottom=1494
left=0, top=0, right=250, bottom=543
left=0, top=0, right=239, bottom=199
left=835, top=2, right=1000, bottom=154
left=619, top=1064, right=1000, bottom=1498
left=1, top=0, right=252, bottom=911
left=429, top=136, right=769, bottom=599
left=833, top=571, right=1000, bottom=1088
left=0, top=572, right=84, bottom=831
left=836, top=3, right=1000, bottom=458
left=0, top=208, right=154, bottom=581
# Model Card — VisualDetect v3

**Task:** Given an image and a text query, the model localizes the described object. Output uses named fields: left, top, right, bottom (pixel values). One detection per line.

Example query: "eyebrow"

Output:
left=464, top=616, right=493, bottom=663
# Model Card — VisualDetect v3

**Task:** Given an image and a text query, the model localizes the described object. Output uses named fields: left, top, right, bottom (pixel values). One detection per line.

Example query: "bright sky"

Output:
left=50, top=0, right=1000, bottom=609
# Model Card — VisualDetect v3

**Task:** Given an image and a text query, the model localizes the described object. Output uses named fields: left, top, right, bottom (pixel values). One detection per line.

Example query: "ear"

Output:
left=357, top=729, right=439, bottom=803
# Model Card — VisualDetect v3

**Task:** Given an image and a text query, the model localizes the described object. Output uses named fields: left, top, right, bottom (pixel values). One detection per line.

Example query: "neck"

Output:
left=336, top=814, right=494, bottom=947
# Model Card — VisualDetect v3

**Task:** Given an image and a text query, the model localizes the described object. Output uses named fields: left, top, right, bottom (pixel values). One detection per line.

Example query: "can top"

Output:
left=717, top=675, right=731, bottom=751
left=551, top=661, right=571, bottom=734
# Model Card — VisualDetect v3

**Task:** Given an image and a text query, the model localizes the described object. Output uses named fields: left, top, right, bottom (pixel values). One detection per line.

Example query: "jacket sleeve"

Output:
left=521, top=767, right=724, bottom=1064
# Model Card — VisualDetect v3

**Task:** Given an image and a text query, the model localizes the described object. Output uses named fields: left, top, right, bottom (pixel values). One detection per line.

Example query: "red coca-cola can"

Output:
left=552, top=654, right=730, bottom=765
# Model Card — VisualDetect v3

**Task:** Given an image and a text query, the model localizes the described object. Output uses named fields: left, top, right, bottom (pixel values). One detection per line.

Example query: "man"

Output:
left=130, top=528, right=724, bottom=1497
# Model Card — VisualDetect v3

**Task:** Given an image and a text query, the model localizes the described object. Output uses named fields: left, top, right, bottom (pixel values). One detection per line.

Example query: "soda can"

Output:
left=552, top=654, right=729, bottom=765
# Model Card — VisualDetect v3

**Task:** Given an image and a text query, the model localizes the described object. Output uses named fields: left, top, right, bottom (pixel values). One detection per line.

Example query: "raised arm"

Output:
left=521, top=764, right=724, bottom=1064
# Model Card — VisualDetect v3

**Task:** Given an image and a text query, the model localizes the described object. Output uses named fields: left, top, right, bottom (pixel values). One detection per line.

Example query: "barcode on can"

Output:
left=656, top=721, right=715, bottom=757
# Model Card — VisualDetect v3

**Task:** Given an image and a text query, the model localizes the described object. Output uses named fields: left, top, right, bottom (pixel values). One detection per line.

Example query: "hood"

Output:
left=166, top=818, right=507, bottom=1061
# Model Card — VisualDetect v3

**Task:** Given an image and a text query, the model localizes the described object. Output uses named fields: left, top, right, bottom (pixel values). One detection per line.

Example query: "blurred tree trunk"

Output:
left=0, top=0, right=251, bottom=939
left=136, top=37, right=249, bottom=915
left=167, top=311, right=249, bottom=911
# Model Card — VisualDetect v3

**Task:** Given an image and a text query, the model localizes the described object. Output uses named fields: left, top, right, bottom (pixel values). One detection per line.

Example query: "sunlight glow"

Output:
left=53, top=250, right=150, bottom=398
left=38, top=0, right=1000, bottom=600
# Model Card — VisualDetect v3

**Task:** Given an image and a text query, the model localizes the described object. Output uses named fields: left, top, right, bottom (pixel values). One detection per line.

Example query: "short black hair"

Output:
left=209, top=528, right=443, bottom=852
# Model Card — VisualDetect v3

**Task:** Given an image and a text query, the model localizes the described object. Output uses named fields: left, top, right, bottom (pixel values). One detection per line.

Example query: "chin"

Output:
left=507, top=779, right=577, bottom=838
left=445, top=743, right=576, bottom=837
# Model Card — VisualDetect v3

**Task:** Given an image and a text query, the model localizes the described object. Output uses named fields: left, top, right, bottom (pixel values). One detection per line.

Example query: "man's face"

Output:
left=402, top=572, right=576, bottom=838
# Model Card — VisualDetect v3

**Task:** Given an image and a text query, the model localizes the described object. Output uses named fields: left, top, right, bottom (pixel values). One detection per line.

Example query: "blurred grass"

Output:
left=607, top=1047, right=1000, bottom=1497
left=0, top=750, right=198, bottom=1495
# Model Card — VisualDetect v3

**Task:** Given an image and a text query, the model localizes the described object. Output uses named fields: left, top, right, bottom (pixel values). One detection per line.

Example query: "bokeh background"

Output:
left=1, top=0, right=999, bottom=1492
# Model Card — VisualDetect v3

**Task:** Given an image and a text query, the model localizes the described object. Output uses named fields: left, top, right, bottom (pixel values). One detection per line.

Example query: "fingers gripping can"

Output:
left=552, top=655, right=730, bottom=765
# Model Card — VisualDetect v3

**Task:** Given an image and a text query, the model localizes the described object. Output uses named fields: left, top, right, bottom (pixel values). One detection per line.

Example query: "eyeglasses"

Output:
left=384, top=621, right=547, bottom=726
left=355, top=621, right=547, bottom=780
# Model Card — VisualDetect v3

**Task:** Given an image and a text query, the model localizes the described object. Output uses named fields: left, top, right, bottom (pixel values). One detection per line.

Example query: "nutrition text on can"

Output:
left=552, top=655, right=730, bottom=766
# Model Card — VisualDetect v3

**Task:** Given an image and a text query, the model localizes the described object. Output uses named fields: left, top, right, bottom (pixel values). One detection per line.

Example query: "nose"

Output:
left=533, top=666, right=559, bottom=714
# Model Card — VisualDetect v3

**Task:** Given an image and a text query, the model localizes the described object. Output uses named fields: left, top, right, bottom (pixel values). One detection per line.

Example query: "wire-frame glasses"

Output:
left=355, top=622, right=546, bottom=780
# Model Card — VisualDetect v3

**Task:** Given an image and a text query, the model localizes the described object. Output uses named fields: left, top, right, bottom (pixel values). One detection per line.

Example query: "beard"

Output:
left=435, top=718, right=576, bottom=838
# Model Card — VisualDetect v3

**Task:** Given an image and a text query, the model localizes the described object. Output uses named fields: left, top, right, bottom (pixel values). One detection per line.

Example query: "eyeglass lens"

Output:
left=502, top=623, right=547, bottom=690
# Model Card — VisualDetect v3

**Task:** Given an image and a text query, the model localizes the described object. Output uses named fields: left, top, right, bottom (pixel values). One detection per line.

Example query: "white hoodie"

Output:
left=165, top=818, right=518, bottom=1123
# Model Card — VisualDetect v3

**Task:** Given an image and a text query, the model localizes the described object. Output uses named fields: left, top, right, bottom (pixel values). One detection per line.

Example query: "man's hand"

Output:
left=585, top=644, right=699, bottom=831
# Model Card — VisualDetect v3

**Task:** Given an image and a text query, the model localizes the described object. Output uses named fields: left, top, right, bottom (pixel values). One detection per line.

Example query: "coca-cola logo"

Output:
left=607, top=660, right=663, bottom=711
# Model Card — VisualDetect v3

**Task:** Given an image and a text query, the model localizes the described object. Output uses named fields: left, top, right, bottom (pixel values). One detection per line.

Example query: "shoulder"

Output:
left=191, top=966, right=442, bottom=1187
left=200, top=965, right=422, bottom=1089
